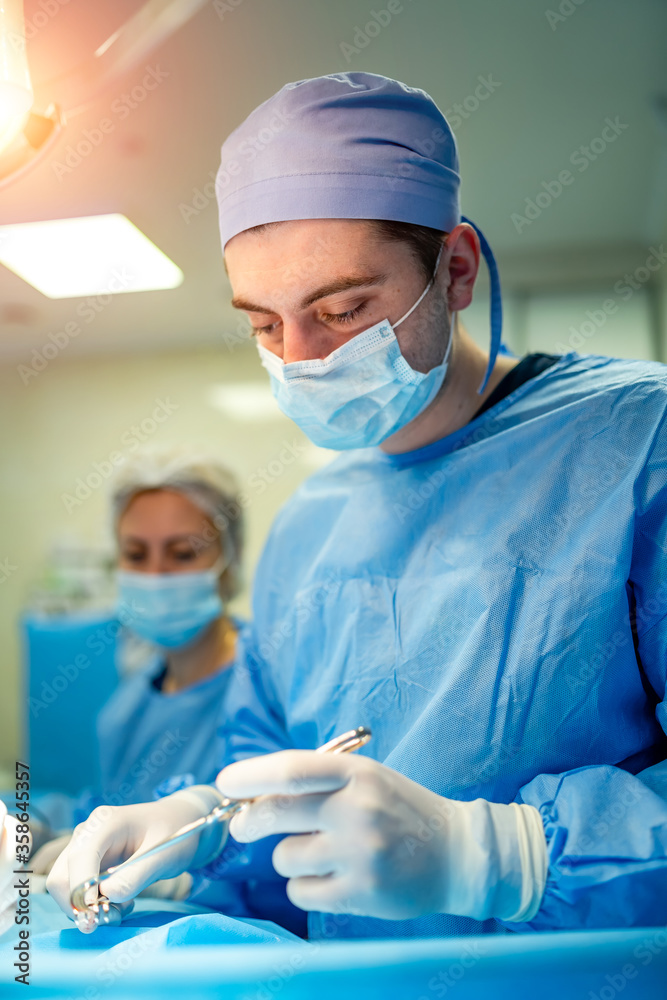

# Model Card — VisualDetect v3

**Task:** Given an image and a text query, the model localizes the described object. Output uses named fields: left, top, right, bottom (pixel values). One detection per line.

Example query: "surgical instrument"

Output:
left=69, top=726, right=372, bottom=931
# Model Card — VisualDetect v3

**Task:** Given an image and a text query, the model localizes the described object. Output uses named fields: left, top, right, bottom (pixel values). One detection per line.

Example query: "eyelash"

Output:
left=321, top=303, right=366, bottom=325
left=250, top=303, right=367, bottom=336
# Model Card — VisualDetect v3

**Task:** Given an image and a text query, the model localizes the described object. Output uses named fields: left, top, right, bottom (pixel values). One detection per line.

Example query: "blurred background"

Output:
left=0, top=0, right=666, bottom=779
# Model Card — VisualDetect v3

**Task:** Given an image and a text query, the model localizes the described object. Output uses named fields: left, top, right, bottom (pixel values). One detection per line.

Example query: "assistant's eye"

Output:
left=171, top=549, right=198, bottom=562
left=320, top=303, right=367, bottom=325
left=121, top=550, right=145, bottom=563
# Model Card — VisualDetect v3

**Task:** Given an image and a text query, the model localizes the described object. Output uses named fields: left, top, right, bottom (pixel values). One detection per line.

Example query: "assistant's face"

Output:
left=224, top=218, right=454, bottom=376
left=117, top=489, right=221, bottom=574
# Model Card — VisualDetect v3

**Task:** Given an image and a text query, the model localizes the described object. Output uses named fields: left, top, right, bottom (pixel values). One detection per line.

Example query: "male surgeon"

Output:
left=49, top=73, right=667, bottom=940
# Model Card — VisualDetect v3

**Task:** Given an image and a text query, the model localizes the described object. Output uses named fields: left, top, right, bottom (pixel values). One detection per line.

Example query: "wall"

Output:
left=0, top=343, right=328, bottom=773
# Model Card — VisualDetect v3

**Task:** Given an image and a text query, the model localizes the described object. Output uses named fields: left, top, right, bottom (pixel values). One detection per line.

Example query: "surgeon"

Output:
left=33, top=448, right=243, bottom=885
left=48, top=72, right=667, bottom=939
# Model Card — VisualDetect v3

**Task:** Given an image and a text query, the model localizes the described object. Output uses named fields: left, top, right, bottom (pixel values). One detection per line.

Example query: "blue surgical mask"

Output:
left=116, top=556, right=226, bottom=649
left=257, top=249, right=450, bottom=450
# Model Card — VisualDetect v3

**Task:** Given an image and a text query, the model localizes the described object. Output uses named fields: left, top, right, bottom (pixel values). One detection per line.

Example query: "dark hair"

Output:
left=371, top=220, right=446, bottom=280
left=246, top=219, right=446, bottom=280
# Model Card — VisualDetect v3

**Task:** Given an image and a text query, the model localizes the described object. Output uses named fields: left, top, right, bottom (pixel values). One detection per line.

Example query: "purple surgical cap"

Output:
left=216, top=72, right=503, bottom=393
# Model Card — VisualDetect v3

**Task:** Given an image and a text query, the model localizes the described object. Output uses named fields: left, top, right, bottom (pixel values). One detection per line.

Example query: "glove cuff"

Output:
left=495, top=802, right=548, bottom=922
left=171, top=785, right=228, bottom=869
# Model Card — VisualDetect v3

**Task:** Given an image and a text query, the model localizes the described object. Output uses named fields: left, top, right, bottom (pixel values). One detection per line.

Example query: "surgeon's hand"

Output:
left=46, top=786, right=226, bottom=930
left=217, top=751, right=547, bottom=923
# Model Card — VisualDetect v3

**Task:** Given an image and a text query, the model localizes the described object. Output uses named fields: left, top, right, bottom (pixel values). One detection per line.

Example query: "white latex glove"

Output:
left=217, top=751, right=547, bottom=922
left=1, top=801, right=31, bottom=935
left=46, top=786, right=225, bottom=931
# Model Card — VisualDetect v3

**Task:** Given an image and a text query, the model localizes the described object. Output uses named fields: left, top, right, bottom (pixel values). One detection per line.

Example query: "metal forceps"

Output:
left=70, top=725, right=372, bottom=931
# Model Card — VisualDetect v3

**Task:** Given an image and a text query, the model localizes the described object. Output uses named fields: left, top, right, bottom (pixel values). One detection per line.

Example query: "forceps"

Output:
left=70, top=725, right=372, bottom=931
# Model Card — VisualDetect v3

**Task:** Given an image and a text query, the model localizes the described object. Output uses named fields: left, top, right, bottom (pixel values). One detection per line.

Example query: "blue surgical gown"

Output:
left=208, top=352, right=667, bottom=939
left=90, top=616, right=243, bottom=807
left=94, top=654, right=233, bottom=808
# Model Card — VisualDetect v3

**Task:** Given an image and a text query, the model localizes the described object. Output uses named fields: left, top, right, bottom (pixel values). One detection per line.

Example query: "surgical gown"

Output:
left=209, top=352, right=667, bottom=939
left=93, top=654, right=234, bottom=808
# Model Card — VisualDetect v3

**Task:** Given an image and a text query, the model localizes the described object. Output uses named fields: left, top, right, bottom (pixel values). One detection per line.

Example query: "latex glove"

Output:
left=1, top=801, right=31, bottom=935
left=31, top=832, right=72, bottom=876
left=217, top=751, right=547, bottom=922
left=46, top=786, right=225, bottom=931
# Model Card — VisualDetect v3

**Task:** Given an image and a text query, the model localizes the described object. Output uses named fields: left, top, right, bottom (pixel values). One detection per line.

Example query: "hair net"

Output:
left=110, top=447, right=244, bottom=599
left=216, top=71, right=502, bottom=391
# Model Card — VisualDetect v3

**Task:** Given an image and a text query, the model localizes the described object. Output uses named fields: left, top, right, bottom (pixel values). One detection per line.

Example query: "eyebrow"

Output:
left=120, top=534, right=208, bottom=546
left=231, top=273, right=388, bottom=314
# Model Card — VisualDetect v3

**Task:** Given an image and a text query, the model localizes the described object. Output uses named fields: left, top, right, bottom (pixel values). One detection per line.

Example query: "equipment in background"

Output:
left=0, top=0, right=209, bottom=187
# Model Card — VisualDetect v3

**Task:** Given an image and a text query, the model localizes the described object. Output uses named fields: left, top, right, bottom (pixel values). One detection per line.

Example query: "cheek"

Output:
left=397, top=300, right=450, bottom=372
left=256, top=332, right=283, bottom=355
left=117, top=555, right=144, bottom=570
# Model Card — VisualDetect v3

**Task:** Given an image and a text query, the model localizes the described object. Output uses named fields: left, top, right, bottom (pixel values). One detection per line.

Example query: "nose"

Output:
left=140, top=547, right=171, bottom=574
left=281, top=319, right=340, bottom=364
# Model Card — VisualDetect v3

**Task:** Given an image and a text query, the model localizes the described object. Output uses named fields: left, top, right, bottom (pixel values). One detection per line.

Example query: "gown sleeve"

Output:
left=507, top=416, right=667, bottom=930
left=189, top=624, right=307, bottom=935
left=217, top=622, right=294, bottom=764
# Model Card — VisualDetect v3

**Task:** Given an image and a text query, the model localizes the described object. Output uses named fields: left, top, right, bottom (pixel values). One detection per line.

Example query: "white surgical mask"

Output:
left=257, top=248, right=450, bottom=450
left=117, top=555, right=227, bottom=649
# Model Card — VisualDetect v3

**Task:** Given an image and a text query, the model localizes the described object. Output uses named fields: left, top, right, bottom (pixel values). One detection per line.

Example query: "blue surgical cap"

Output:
left=216, top=72, right=502, bottom=392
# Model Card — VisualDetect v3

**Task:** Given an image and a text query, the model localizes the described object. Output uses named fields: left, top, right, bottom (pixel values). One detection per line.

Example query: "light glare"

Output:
left=0, top=0, right=33, bottom=152
left=0, top=214, right=184, bottom=298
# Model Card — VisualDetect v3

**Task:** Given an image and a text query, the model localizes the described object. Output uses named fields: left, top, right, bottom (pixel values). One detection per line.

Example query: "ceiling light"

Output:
left=0, top=213, right=183, bottom=298
left=207, top=382, right=287, bottom=422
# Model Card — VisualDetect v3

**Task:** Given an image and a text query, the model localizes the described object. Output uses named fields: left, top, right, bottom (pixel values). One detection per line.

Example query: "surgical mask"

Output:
left=116, top=555, right=227, bottom=649
left=257, top=248, right=450, bottom=450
